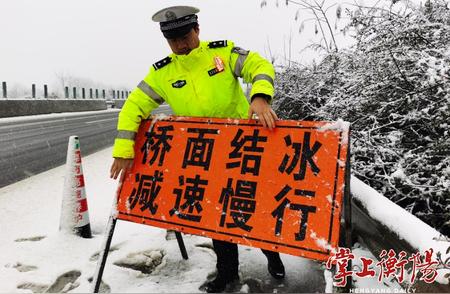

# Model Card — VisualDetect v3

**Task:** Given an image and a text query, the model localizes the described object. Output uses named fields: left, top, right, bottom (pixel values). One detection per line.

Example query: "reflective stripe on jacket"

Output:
left=113, top=40, right=275, bottom=158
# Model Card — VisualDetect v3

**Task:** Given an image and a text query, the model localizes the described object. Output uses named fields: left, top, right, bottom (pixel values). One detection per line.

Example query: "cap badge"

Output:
left=165, top=10, right=177, bottom=21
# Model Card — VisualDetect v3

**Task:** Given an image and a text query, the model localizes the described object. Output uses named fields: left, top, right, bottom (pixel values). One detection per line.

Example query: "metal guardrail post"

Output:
left=0, top=83, right=131, bottom=100
left=2, top=81, right=6, bottom=98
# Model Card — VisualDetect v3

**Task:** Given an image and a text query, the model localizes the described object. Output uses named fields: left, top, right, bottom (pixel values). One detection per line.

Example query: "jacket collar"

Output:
left=171, top=41, right=208, bottom=62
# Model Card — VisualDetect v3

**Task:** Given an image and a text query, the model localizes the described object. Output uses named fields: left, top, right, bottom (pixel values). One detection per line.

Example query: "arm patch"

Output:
left=153, top=56, right=172, bottom=70
left=208, top=40, right=228, bottom=48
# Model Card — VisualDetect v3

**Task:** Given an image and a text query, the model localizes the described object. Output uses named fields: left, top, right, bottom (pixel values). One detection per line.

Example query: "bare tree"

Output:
left=263, top=0, right=343, bottom=53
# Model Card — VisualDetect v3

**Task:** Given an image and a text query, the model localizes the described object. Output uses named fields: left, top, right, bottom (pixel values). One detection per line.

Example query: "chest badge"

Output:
left=172, top=80, right=187, bottom=88
left=208, top=56, right=225, bottom=77
left=214, top=56, right=224, bottom=72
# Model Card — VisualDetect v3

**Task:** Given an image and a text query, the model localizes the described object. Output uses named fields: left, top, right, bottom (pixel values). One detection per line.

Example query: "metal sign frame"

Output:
left=91, top=117, right=352, bottom=293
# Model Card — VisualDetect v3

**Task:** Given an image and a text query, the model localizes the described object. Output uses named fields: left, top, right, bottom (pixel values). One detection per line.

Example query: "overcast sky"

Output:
left=0, top=0, right=365, bottom=91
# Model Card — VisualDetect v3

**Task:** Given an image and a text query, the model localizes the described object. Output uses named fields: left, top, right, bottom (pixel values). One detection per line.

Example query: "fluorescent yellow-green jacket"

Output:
left=113, top=40, right=275, bottom=158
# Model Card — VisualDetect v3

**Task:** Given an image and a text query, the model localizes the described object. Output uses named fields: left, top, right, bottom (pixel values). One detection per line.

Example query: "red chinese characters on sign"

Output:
left=116, top=116, right=350, bottom=261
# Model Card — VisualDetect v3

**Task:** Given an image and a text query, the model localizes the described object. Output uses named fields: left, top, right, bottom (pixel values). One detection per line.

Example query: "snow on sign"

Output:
left=116, top=116, right=350, bottom=261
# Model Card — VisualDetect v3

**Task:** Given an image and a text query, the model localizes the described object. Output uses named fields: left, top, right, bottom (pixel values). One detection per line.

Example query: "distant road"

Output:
left=0, top=105, right=172, bottom=188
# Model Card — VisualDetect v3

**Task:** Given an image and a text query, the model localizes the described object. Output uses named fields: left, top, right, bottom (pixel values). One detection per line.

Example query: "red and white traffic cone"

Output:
left=60, top=136, right=92, bottom=238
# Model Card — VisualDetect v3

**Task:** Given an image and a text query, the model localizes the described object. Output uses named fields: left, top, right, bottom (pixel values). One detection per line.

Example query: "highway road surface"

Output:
left=0, top=105, right=172, bottom=188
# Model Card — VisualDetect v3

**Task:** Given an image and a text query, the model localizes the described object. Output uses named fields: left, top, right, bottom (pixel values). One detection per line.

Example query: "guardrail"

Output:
left=351, top=175, right=450, bottom=292
left=0, top=81, right=131, bottom=117
left=1, top=81, right=130, bottom=100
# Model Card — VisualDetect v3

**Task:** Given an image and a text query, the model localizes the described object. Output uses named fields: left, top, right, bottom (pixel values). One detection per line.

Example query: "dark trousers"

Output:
left=212, top=239, right=280, bottom=278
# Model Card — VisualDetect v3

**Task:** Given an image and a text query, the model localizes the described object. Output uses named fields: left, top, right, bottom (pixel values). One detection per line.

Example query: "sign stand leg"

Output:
left=333, top=131, right=353, bottom=293
left=175, top=231, right=189, bottom=260
left=343, top=131, right=353, bottom=291
left=92, top=214, right=118, bottom=293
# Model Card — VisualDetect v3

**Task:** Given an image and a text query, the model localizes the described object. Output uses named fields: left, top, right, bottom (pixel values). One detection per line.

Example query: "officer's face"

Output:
left=167, top=26, right=200, bottom=55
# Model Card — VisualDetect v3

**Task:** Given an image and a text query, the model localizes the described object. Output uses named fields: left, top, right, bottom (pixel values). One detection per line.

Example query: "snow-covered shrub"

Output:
left=273, top=0, right=450, bottom=236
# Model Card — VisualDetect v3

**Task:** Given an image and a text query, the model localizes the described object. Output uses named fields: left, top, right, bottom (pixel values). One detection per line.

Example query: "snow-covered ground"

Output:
left=0, top=146, right=418, bottom=293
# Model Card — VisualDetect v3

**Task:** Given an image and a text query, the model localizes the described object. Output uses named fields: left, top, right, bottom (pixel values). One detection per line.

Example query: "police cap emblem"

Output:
left=164, top=10, right=177, bottom=21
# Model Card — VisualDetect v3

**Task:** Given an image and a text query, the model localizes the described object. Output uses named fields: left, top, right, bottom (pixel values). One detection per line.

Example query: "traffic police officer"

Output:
left=110, top=6, right=285, bottom=293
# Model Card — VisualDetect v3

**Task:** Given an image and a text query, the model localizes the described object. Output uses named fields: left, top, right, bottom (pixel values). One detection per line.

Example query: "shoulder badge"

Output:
left=153, top=56, right=172, bottom=70
left=208, top=40, right=228, bottom=49
left=232, top=47, right=249, bottom=55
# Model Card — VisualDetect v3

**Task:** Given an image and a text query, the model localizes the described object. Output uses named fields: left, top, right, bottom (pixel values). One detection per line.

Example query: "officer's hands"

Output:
left=110, top=158, right=134, bottom=180
left=248, top=97, right=278, bottom=130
